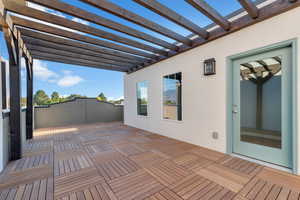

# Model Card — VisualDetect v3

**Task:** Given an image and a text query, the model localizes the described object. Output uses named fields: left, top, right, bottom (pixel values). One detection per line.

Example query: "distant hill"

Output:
left=164, top=89, right=177, bottom=103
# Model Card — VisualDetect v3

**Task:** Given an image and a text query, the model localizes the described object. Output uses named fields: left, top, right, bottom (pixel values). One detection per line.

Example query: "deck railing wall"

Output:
left=34, top=98, right=124, bottom=129
left=0, top=109, right=26, bottom=172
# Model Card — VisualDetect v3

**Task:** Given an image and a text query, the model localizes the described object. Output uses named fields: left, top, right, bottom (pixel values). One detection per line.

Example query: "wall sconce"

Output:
left=203, top=58, right=216, bottom=76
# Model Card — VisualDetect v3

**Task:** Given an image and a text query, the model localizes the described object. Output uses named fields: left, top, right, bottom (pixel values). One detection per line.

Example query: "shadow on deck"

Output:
left=0, top=122, right=300, bottom=200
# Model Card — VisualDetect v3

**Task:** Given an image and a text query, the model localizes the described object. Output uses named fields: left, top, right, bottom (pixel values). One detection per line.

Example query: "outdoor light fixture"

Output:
left=203, top=58, right=216, bottom=76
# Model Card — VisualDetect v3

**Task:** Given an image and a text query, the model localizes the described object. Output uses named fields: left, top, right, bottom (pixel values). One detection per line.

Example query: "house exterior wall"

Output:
left=124, top=7, right=300, bottom=173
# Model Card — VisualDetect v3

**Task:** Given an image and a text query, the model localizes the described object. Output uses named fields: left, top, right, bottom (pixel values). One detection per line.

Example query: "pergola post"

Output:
left=1, top=61, right=7, bottom=110
left=26, top=59, right=33, bottom=140
left=4, top=27, right=22, bottom=160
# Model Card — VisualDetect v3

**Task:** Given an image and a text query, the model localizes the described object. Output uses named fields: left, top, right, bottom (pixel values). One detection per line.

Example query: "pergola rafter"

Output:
left=19, top=28, right=148, bottom=63
left=23, top=36, right=140, bottom=65
left=4, top=1, right=169, bottom=57
left=186, top=0, right=231, bottom=31
left=0, top=0, right=299, bottom=73
left=11, top=16, right=158, bottom=60
left=26, top=0, right=178, bottom=51
left=33, top=55, right=128, bottom=72
left=27, top=45, right=135, bottom=68
left=133, top=0, right=209, bottom=39
left=238, top=0, right=259, bottom=19
left=79, top=0, right=193, bottom=46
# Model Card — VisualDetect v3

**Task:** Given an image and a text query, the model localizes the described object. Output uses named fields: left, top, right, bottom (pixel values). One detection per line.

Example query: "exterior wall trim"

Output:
left=226, top=38, right=298, bottom=174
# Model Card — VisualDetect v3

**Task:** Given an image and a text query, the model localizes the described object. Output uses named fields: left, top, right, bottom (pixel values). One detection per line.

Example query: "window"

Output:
left=137, top=81, right=148, bottom=116
left=163, top=72, right=182, bottom=121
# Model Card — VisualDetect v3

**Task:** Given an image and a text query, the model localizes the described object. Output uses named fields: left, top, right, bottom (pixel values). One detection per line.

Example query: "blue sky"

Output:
left=0, top=0, right=242, bottom=100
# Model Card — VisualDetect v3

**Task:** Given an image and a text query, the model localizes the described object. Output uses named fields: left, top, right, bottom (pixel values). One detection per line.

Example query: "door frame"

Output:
left=226, top=39, right=298, bottom=174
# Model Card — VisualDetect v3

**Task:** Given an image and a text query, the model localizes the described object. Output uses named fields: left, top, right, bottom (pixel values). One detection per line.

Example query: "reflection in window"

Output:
left=240, top=56, right=282, bottom=149
left=163, top=72, right=182, bottom=121
left=137, top=81, right=148, bottom=116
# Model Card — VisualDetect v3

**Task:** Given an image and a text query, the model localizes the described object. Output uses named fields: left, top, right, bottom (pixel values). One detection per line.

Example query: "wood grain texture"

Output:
left=133, top=0, right=208, bottom=39
left=0, top=122, right=299, bottom=200
left=11, top=16, right=157, bottom=60
left=238, top=0, right=259, bottom=18
left=79, top=0, right=192, bottom=45
left=26, top=0, right=177, bottom=51
left=185, top=0, right=231, bottom=30
left=19, top=28, right=149, bottom=63
left=4, top=1, right=168, bottom=56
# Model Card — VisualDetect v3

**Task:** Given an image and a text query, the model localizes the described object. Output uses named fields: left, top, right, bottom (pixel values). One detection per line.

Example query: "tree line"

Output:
left=32, top=90, right=123, bottom=106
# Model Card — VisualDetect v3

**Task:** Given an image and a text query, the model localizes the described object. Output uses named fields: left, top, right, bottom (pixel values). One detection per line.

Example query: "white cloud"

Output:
left=3, top=57, right=84, bottom=87
left=57, top=75, right=83, bottom=87
left=33, top=60, right=58, bottom=81
left=62, top=70, right=73, bottom=75
left=32, top=60, right=83, bottom=87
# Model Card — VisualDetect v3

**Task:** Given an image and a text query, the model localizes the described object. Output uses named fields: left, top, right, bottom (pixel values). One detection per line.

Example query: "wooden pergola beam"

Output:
left=272, top=56, right=282, bottom=64
left=25, top=58, right=33, bottom=140
left=0, top=1, right=32, bottom=64
left=33, top=54, right=129, bottom=72
left=241, top=64, right=280, bottom=76
left=31, top=51, right=129, bottom=70
left=26, top=0, right=177, bottom=51
left=1, top=60, right=7, bottom=109
left=133, top=0, right=209, bottom=39
left=27, top=44, right=135, bottom=68
left=185, top=0, right=231, bottom=31
left=11, top=15, right=157, bottom=60
left=19, top=28, right=148, bottom=63
left=22, top=36, right=141, bottom=65
left=79, top=0, right=192, bottom=46
left=3, top=25, right=22, bottom=160
left=2, top=26, right=18, bottom=64
left=237, top=0, right=259, bottom=19
left=134, top=0, right=300, bottom=72
left=4, top=1, right=168, bottom=56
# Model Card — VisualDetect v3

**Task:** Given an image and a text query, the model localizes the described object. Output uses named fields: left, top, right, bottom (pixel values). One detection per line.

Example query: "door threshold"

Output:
left=231, top=153, right=292, bottom=173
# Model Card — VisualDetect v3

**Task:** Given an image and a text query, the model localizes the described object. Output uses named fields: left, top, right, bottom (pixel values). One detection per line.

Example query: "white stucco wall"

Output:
left=124, top=7, right=300, bottom=173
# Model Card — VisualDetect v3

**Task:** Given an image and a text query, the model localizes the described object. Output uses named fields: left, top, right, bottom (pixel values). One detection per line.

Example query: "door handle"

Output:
left=232, top=105, right=238, bottom=114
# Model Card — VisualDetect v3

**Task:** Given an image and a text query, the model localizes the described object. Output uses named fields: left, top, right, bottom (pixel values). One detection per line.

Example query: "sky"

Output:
left=0, top=0, right=243, bottom=100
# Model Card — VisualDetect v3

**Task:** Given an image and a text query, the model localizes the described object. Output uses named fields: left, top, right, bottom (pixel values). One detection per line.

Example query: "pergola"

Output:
left=0, top=0, right=299, bottom=160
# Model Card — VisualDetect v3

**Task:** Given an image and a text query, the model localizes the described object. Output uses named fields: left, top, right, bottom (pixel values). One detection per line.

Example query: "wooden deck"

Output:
left=1, top=122, right=300, bottom=200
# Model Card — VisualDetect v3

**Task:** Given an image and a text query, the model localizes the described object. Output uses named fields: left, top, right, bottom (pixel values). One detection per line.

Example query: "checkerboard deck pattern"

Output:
left=0, top=122, right=300, bottom=200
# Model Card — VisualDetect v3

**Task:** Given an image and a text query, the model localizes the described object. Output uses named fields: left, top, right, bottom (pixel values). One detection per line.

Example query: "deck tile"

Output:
left=1, top=122, right=300, bottom=200
left=108, top=170, right=164, bottom=200
left=173, top=152, right=214, bottom=170
left=170, top=174, right=236, bottom=200
left=218, top=156, right=263, bottom=177
left=145, top=160, right=192, bottom=187
left=130, top=151, right=167, bottom=167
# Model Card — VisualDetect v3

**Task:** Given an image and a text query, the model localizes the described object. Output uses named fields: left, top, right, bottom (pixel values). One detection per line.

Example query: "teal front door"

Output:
left=232, top=47, right=293, bottom=168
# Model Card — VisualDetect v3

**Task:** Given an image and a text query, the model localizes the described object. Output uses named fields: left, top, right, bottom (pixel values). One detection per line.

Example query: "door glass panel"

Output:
left=240, top=56, right=282, bottom=149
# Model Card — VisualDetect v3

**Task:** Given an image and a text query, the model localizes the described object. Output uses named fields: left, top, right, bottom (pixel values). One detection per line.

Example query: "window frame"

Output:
left=136, top=80, right=149, bottom=117
left=162, top=72, right=182, bottom=121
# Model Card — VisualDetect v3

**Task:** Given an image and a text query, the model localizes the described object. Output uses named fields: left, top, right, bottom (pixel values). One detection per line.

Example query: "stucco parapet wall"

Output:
left=34, top=97, right=123, bottom=109
left=34, top=98, right=124, bottom=128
